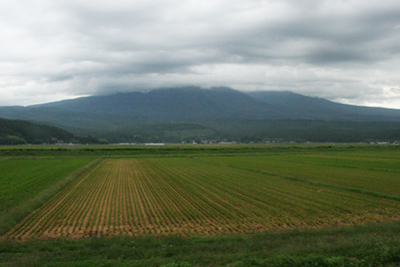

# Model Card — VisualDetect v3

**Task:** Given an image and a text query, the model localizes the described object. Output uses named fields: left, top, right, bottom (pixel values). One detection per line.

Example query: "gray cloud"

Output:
left=1, top=0, right=400, bottom=108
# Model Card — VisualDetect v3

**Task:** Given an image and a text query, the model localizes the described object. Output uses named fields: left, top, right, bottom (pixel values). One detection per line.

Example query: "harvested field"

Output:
left=4, top=157, right=400, bottom=240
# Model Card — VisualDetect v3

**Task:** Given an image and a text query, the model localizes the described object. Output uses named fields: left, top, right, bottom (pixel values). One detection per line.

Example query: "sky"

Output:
left=1, top=0, right=400, bottom=108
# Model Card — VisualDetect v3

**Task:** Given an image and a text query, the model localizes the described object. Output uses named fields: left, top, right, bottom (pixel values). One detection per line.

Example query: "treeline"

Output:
left=94, top=120, right=400, bottom=144
left=96, top=123, right=219, bottom=144
left=2, top=117, right=400, bottom=145
left=92, top=120, right=400, bottom=144
left=200, top=119, right=400, bottom=143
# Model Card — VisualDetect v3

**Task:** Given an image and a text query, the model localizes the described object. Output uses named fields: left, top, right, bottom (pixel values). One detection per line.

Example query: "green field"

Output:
left=1, top=144, right=400, bottom=266
left=201, top=151, right=400, bottom=196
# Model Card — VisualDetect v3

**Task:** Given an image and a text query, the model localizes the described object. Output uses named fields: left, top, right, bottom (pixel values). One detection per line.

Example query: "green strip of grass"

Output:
left=1, top=222, right=400, bottom=266
left=0, top=143, right=398, bottom=157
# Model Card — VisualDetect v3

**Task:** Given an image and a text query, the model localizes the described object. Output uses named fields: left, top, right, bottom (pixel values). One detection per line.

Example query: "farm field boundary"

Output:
left=0, top=143, right=398, bottom=157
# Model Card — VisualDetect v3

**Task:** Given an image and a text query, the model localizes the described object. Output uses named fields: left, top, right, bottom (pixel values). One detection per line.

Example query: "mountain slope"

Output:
left=3, top=88, right=400, bottom=125
left=39, top=87, right=283, bottom=120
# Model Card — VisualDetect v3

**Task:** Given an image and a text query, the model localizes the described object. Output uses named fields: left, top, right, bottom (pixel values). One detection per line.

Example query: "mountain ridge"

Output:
left=4, top=87, right=399, bottom=122
left=35, top=87, right=282, bottom=120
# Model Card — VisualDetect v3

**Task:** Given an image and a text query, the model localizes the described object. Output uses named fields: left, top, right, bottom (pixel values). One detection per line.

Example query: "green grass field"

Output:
left=0, top=144, right=400, bottom=266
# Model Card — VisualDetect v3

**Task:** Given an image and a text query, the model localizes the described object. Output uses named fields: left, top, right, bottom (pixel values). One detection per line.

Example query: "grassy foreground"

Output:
left=1, top=222, right=400, bottom=266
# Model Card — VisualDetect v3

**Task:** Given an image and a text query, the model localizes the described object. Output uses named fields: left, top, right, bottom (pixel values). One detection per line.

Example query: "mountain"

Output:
left=1, top=87, right=400, bottom=143
left=3, top=87, right=400, bottom=124
left=37, top=87, right=282, bottom=120
left=0, top=87, right=286, bottom=136
left=247, top=91, right=400, bottom=121
left=0, top=118, right=74, bottom=145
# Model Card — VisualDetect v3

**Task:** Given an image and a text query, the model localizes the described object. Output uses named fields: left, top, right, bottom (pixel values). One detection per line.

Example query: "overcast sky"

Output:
left=1, top=0, right=400, bottom=108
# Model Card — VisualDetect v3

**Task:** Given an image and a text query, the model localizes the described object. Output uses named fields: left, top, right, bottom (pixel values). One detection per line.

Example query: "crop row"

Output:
left=4, top=157, right=400, bottom=239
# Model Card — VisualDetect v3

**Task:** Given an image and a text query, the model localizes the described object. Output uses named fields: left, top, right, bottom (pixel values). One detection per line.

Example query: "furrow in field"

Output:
left=91, top=162, right=113, bottom=234
left=126, top=166, right=140, bottom=228
left=146, top=159, right=272, bottom=234
left=133, top=160, right=182, bottom=229
left=130, top=163, right=150, bottom=226
left=131, top=160, right=163, bottom=228
left=186, top=160, right=342, bottom=216
left=119, top=161, right=129, bottom=235
left=136, top=160, right=218, bottom=235
left=154, top=159, right=299, bottom=230
left=73, top=162, right=109, bottom=236
left=101, top=160, right=117, bottom=234
left=80, top=165, right=107, bottom=234
left=128, top=165, right=147, bottom=230
left=144, top=159, right=235, bottom=231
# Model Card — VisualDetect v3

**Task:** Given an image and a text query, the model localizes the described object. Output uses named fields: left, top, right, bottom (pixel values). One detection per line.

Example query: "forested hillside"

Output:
left=0, top=118, right=74, bottom=145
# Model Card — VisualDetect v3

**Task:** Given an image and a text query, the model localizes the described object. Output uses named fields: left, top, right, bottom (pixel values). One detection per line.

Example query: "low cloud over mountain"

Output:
left=1, top=1, right=400, bottom=108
